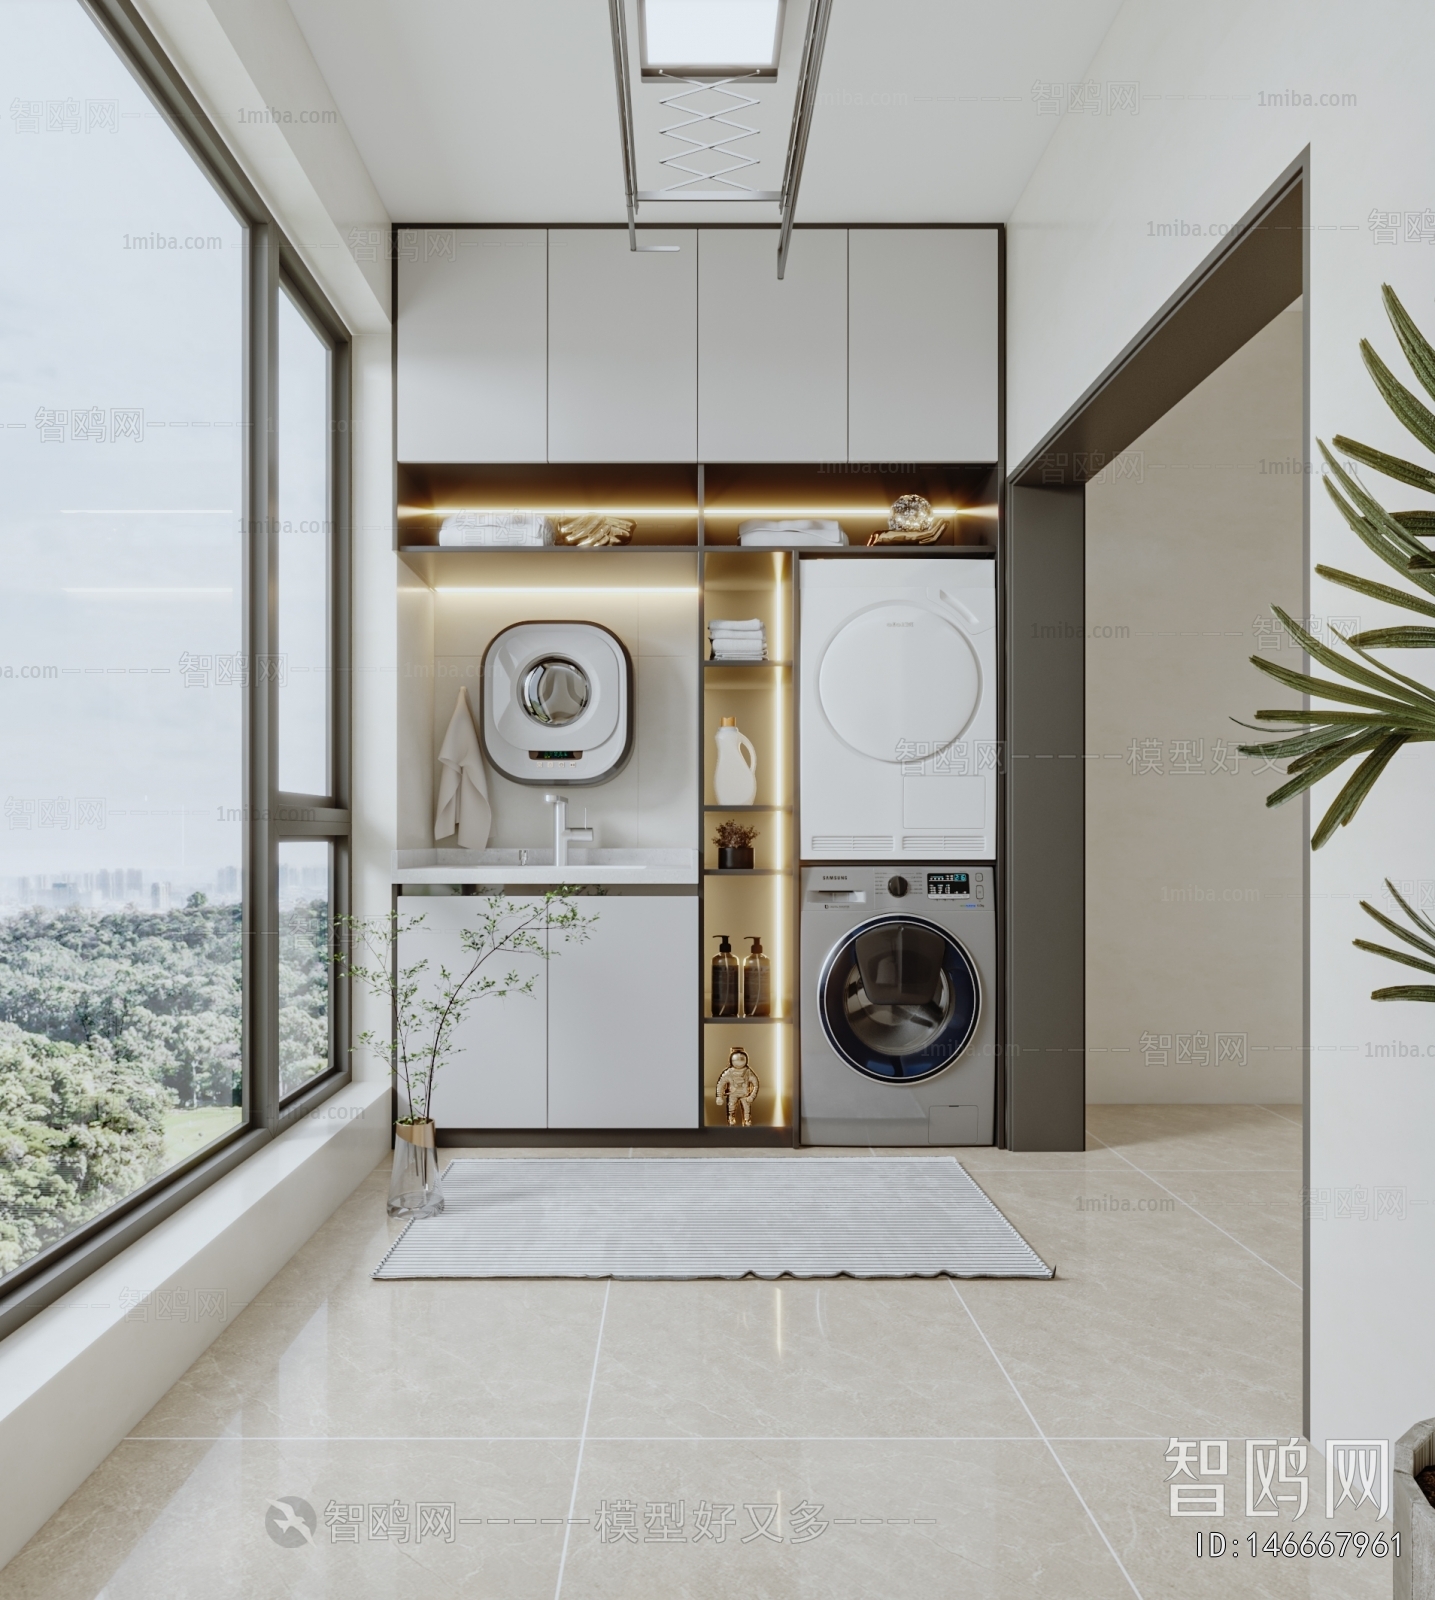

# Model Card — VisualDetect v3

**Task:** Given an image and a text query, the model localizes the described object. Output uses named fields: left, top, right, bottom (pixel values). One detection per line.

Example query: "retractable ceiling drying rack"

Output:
left=606, top=0, right=834, bottom=277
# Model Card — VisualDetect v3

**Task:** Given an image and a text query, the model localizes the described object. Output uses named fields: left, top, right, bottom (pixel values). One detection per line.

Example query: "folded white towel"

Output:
left=738, top=518, right=841, bottom=536
left=739, top=527, right=848, bottom=548
left=439, top=511, right=555, bottom=548
left=709, top=619, right=765, bottom=633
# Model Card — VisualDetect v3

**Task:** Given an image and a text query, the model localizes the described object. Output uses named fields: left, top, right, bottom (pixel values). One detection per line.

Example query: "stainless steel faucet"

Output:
left=545, top=793, right=594, bottom=869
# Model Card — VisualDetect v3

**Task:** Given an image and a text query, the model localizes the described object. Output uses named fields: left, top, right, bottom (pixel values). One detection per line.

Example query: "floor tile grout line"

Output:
left=553, top=1279, right=610, bottom=1600
left=119, top=1433, right=1174, bottom=1443
left=1255, top=1104, right=1302, bottom=1128
left=948, top=1281, right=1146, bottom=1600
left=1085, top=1130, right=1301, bottom=1290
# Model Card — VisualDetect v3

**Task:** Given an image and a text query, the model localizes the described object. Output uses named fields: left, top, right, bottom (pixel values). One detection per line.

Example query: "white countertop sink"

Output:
left=392, top=847, right=699, bottom=885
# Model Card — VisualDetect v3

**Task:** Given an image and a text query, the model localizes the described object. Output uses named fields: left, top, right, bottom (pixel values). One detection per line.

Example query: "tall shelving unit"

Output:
left=699, top=548, right=796, bottom=1136
left=395, top=460, right=997, bottom=1144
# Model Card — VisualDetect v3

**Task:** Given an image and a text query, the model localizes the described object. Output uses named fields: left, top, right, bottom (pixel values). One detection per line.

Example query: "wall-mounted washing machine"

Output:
left=799, top=864, right=995, bottom=1145
left=481, top=621, right=633, bottom=786
left=799, top=557, right=995, bottom=860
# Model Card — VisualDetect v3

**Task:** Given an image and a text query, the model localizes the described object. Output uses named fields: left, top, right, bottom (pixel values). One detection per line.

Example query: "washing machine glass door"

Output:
left=818, top=914, right=980, bottom=1082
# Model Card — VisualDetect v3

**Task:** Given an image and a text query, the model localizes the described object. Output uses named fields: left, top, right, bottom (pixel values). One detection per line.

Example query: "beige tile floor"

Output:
left=0, top=1105, right=1394, bottom=1600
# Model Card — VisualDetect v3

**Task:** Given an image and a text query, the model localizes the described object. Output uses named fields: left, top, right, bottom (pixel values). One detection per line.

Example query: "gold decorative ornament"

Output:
left=559, top=515, right=635, bottom=547
left=715, top=1046, right=760, bottom=1126
left=866, top=493, right=947, bottom=546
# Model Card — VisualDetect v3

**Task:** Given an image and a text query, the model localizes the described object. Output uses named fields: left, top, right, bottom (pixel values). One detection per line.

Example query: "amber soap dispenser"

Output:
left=742, top=935, right=771, bottom=1017
left=711, top=934, right=739, bottom=1018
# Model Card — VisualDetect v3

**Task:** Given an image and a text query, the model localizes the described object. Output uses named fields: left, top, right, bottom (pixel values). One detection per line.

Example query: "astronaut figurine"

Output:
left=715, top=1047, right=760, bottom=1127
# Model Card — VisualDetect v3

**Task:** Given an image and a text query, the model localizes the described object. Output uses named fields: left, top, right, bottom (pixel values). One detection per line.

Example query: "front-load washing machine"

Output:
left=799, top=557, right=995, bottom=860
left=799, top=864, right=995, bottom=1145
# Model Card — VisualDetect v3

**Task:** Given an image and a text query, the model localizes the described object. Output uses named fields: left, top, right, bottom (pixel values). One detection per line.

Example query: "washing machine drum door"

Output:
left=818, top=914, right=980, bottom=1082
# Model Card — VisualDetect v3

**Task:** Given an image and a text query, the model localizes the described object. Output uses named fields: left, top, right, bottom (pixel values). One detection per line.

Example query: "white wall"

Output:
left=1085, top=301, right=1305, bottom=1104
left=1008, top=0, right=1435, bottom=1452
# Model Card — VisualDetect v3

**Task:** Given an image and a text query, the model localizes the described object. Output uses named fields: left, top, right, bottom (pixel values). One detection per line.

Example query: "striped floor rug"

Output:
left=374, top=1157, right=1053, bottom=1280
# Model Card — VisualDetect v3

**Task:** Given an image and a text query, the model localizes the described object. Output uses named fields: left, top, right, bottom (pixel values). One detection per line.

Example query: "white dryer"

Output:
left=799, top=557, right=996, bottom=861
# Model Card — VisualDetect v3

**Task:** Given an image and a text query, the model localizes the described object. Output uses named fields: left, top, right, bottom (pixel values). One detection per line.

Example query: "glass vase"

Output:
left=387, top=1120, right=444, bottom=1218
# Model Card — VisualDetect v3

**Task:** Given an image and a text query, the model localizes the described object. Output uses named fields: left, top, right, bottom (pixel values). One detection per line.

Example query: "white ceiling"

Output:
left=285, top=0, right=1126, bottom=224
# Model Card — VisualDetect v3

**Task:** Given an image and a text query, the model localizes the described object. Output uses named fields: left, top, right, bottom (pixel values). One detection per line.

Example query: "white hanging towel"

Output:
left=434, top=686, right=492, bottom=850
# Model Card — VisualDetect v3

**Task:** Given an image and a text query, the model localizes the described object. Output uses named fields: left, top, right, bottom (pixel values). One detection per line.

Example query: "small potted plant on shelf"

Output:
left=714, top=819, right=759, bottom=871
left=335, top=890, right=595, bottom=1218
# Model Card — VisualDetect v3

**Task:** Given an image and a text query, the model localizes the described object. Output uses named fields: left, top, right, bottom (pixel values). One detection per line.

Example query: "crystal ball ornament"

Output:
left=889, top=494, right=935, bottom=531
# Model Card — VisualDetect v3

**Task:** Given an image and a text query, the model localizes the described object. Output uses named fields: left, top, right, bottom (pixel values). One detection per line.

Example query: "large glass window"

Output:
left=0, top=0, right=349, bottom=1300
left=0, top=0, right=244, bottom=1279
left=278, top=840, right=332, bottom=1098
left=277, top=289, right=332, bottom=798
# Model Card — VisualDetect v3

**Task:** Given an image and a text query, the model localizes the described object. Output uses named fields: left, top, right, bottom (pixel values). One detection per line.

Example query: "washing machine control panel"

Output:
left=868, top=867, right=988, bottom=903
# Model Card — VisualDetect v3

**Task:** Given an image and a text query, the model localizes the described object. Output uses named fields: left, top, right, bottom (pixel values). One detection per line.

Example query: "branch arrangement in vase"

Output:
left=1238, top=284, right=1435, bottom=999
left=335, top=890, right=596, bottom=1124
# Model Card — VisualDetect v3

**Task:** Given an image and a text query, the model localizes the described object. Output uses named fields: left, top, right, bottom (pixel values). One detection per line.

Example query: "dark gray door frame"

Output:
left=1001, top=151, right=1308, bottom=1154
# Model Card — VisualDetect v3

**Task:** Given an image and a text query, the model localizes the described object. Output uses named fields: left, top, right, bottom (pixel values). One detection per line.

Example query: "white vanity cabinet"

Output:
left=847, top=228, right=999, bottom=462
left=400, top=896, right=549, bottom=1129
left=547, top=892, right=698, bottom=1128
left=396, top=228, right=548, bottom=463
left=398, top=891, right=698, bottom=1131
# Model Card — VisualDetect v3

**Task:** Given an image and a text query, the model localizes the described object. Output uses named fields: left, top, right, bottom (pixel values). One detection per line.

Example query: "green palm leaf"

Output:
left=1383, top=283, right=1435, bottom=405
left=1359, top=900, right=1435, bottom=961
left=1354, top=939, right=1435, bottom=977
left=1330, top=434, right=1435, bottom=494
left=1359, top=338, right=1435, bottom=456
left=1347, top=627, right=1435, bottom=648
left=1315, top=565, right=1435, bottom=617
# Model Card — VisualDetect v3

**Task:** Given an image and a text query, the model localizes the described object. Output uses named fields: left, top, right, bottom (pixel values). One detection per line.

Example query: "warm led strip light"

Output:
left=434, top=585, right=698, bottom=595
left=402, top=504, right=1000, bottom=518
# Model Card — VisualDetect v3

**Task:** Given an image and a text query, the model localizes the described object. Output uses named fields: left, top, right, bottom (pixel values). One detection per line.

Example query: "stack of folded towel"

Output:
left=738, top=518, right=848, bottom=548
left=708, top=618, right=767, bottom=661
left=439, top=511, right=555, bottom=548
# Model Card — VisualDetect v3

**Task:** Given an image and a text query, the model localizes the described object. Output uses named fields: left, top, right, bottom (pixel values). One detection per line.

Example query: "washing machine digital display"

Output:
left=926, top=872, right=971, bottom=897
left=817, top=914, right=981, bottom=1082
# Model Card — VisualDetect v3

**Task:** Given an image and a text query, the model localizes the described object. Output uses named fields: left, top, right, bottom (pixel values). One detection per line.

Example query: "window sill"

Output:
left=0, top=1075, right=390, bottom=1570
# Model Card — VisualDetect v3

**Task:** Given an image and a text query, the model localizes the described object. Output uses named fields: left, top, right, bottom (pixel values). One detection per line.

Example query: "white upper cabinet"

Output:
left=697, top=228, right=848, bottom=462
left=547, top=229, right=697, bottom=462
left=396, top=229, right=547, bottom=463
left=848, top=229, right=999, bottom=463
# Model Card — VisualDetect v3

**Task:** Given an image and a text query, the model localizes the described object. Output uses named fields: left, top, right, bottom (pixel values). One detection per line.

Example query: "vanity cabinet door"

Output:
left=398, top=897, right=549, bottom=1130
left=546, top=894, right=698, bottom=1128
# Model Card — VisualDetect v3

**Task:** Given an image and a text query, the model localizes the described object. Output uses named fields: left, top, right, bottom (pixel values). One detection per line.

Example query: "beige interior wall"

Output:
left=1084, top=297, right=1304, bottom=1103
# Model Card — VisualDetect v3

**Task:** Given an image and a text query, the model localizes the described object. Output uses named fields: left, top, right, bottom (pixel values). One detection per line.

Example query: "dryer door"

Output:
left=817, top=914, right=981, bottom=1082
left=817, top=601, right=980, bottom=763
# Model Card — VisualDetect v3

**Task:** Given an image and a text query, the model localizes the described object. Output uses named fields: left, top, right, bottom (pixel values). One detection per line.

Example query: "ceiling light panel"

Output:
left=640, top=0, right=786, bottom=78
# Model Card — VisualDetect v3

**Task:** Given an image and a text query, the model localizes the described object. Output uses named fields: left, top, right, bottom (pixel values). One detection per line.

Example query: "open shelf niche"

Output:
left=700, top=548, right=796, bottom=1134
left=395, top=460, right=998, bottom=559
